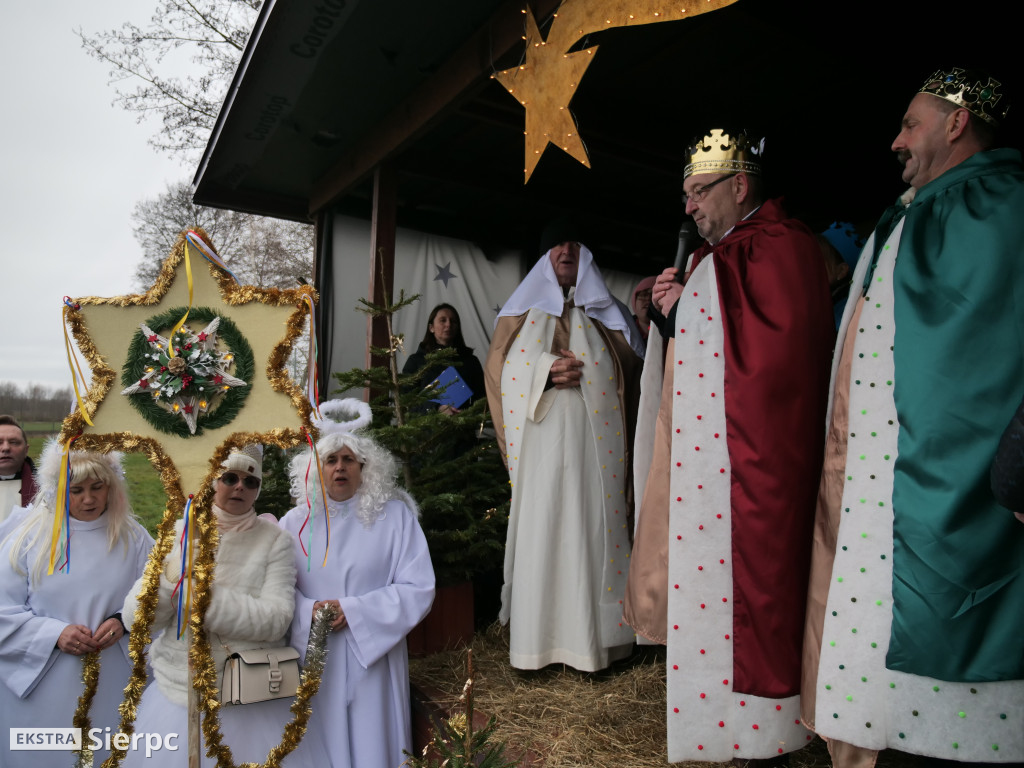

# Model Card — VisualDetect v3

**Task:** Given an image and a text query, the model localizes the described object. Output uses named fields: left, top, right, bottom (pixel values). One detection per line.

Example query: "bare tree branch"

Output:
left=132, top=180, right=313, bottom=292
left=76, top=0, right=262, bottom=161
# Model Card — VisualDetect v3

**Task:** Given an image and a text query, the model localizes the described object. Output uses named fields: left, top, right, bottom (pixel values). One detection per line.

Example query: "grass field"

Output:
left=26, top=432, right=168, bottom=536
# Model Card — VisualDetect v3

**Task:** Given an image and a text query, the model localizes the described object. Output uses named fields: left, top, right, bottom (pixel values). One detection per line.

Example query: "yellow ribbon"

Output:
left=312, top=442, right=331, bottom=567
left=166, top=246, right=194, bottom=359
left=62, top=302, right=93, bottom=426
left=48, top=436, right=78, bottom=574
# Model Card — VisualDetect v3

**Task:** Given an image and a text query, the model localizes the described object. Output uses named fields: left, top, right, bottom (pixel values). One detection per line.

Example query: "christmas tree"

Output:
left=333, top=289, right=509, bottom=587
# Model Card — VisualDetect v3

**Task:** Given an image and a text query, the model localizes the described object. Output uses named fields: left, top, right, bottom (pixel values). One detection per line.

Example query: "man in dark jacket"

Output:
left=0, top=415, right=36, bottom=521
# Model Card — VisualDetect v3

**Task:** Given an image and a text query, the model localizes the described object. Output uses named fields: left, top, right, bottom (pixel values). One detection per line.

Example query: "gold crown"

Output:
left=684, top=129, right=765, bottom=178
left=919, top=67, right=1008, bottom=126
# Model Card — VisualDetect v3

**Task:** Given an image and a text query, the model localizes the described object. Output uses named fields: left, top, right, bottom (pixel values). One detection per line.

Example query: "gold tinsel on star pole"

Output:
left=493, top=0, right=739, bottom=182
left=57, top=229, right=326, bottom=768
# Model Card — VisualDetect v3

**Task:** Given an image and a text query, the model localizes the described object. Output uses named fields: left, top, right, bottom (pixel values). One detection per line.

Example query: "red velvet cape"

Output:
left=690, top=199, right=833, bottom=696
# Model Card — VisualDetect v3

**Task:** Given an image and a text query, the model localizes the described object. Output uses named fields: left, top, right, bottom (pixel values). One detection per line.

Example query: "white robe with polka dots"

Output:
left=810, top=218, right=1024, bottom=763
left=664, top=256, right=812, bottom=762
left=495, top=304, right=636, bottom=671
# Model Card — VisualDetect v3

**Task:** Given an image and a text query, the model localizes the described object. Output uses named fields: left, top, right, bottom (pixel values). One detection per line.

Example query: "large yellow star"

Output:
left=494, top=8, right=597, bottom=182
left=61, top=229, right=313, bottom=503
left=495, top=0, right=739, bottom=183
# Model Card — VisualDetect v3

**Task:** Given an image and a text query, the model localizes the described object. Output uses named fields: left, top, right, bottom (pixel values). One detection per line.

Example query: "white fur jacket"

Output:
left=122, top=517, right=296, bottom=706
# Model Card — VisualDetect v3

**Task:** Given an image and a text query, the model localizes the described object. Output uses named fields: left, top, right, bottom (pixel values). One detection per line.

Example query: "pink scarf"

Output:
left=212, top=503, right=257, bottom=533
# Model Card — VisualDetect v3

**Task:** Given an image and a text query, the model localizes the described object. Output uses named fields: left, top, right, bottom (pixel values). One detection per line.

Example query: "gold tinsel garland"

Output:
left=57, top=229, right=320, bottom=767
left=74, top=651, right=101, bottom=768
left=97, top=431, right=315, bottom=768
left=200, top=604, right=339, bottom=768
left=100, top=474, right=192, bottom=768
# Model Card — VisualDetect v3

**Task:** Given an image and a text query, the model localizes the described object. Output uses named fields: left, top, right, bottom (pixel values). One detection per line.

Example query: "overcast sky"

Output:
left=1, top=1, right=201, bottom=392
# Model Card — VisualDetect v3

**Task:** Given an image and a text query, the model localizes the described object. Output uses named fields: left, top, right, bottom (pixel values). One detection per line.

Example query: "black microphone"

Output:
left=672, top=219, right=699, bottom=281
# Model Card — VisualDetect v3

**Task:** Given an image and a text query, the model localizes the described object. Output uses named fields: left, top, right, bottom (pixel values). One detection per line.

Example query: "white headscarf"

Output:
left=497, top=246, right=644, bottom=357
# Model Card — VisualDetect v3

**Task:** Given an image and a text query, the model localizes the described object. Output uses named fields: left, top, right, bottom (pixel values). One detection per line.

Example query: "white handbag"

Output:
left=221, top=646, right=300, bottom=705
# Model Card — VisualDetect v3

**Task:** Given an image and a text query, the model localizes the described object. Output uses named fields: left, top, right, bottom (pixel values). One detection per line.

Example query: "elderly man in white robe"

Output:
left=485, top=222, right=644, bottom=671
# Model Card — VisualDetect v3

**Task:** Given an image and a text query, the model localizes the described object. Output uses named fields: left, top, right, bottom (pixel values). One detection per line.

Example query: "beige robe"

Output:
left=622, top=337, right=674, bottom=643
left=485, top=300, right=641, bottom=670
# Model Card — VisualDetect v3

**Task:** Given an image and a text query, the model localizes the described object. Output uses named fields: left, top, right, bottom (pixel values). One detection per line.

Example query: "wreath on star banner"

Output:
left=120, top=306, right=255, bottom=437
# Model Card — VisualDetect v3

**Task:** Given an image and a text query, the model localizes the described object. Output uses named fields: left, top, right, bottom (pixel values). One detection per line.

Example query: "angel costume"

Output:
left=484, top=246, right=643, bottom=671
left=279, top=493, right=435, bottom=768
left=0, top=511, right=152, bottom=768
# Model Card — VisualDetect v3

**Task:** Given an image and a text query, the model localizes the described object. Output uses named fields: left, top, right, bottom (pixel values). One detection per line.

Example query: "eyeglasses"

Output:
left=682, top=174, right=735, bottom=204
left=220, top=472, right=260, bottom=490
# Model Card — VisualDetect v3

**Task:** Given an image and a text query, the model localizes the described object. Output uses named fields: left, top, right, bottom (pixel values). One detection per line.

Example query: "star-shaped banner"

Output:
left=61, top=229, right=314, bottom=498
left=494, top=0, right=739, bottom=182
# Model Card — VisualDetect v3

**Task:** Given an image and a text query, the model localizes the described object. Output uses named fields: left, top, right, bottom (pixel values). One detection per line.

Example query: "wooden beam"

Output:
left=312, top=212, right=332, bottom=397
left=309, top=0, right=561, bottom=215
left=367, top=164, right=397, bottom=374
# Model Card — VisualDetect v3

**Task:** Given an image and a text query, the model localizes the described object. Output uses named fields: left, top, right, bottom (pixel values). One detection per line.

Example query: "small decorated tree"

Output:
left=403, top=650, right=516, bottom=768
left=332, top=289, right=509, bottom=587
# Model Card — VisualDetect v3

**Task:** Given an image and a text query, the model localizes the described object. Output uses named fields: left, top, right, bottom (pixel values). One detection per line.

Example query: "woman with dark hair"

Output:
left=402, top=304, right=486, bottom=412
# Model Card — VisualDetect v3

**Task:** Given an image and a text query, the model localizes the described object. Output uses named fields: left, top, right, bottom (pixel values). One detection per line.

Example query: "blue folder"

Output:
left=427, top=366, right=473, bottom=408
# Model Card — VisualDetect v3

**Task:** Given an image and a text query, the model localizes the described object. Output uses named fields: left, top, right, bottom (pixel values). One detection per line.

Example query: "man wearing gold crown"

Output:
left=624, top=129, right=833, bottom=763
left=802, top=68, right=1024, bottom=767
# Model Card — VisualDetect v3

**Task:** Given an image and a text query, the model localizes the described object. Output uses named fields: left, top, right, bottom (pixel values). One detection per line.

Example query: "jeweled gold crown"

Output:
left=919, top=67, right=1009, bottom=126
left=684, top=129, right=765, bottom=178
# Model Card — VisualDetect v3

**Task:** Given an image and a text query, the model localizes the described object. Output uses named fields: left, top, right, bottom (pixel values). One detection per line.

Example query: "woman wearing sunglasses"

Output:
left=122, top=445, right=315, bottom=767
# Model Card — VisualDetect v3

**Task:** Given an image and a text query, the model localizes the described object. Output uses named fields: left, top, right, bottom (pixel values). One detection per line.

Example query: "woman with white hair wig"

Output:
left=0, top=445, right=153, bottom=768
left=279, top=400, right=435, bottom=768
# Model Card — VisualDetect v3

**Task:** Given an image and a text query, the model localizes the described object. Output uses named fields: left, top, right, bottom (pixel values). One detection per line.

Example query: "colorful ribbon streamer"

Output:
left=299, top=286, right=321, bottom=419
left=185, top=230, right=240, bottom=283
left=297, top=429, right=331, bottom=570
left=167, top=230, right=243, bottom=361
left=171, top=495, right=197, bottom=639
left=47, top=434, right=79, bottom=575
left=62, top=299, right=93, bottom=427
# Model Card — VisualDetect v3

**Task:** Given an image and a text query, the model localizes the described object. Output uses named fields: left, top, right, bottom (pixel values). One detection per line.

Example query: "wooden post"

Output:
left=187, top=629, right=200, bottom=768
left=367, top=164, right=397, bottom=381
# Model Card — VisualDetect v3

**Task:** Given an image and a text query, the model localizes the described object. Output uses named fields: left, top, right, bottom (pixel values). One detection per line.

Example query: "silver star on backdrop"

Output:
left=433, top=261, right=457, bottom=288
